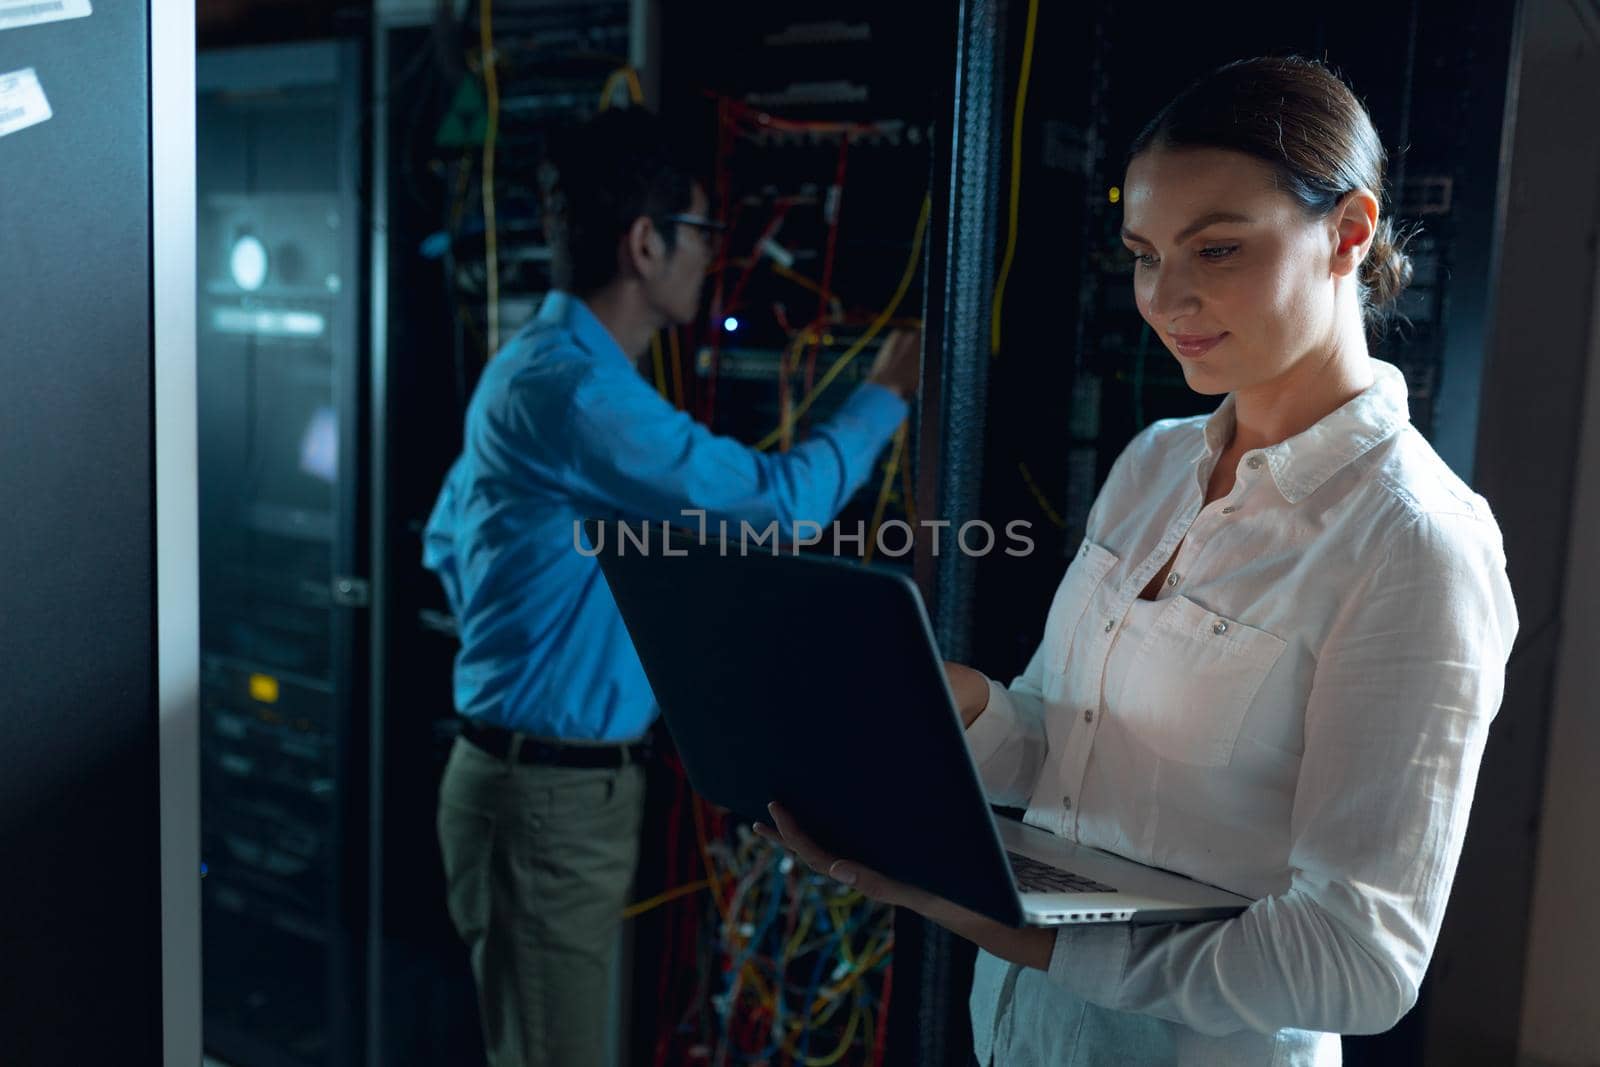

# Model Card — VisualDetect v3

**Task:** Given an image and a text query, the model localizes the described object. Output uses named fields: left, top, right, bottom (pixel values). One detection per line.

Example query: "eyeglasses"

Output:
left=661, top=212, right=728, bottom=235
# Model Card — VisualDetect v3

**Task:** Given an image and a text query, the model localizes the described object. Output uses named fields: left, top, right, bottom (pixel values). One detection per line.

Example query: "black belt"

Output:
left=459, top=719, right=651, bottom=769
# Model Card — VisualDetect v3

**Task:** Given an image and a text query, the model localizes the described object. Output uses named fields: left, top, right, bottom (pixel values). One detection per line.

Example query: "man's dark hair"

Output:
left=544, top=107, right=700, bottom=296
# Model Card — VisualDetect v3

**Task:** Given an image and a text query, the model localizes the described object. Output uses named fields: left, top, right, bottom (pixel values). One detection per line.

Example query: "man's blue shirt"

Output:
left=422, top=292, right=908, bottom=740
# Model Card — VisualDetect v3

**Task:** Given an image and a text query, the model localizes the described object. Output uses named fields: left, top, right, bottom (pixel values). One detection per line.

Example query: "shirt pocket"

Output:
left=1114, top=595, right=1286, bottom=767
left=1042, top=541, right=1120, bottom=674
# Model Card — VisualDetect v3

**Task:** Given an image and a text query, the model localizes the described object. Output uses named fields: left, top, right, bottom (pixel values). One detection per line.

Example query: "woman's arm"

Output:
left=1035, top=510, right=1519, bottom=1036
left=950, top=645, right=1051, bottom=809
left=944, top=661, right=992, bottom=727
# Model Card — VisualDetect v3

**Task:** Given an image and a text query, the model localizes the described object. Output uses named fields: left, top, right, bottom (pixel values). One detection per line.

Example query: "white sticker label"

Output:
left=0, top=67, right=51, bottom=139
left=0, top=0, right=92, bottom=32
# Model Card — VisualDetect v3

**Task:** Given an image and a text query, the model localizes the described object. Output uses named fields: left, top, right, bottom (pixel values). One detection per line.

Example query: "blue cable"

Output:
left=796, top=903, right=865, bottom=1062
left=721, top=861, right=788, bottom=1061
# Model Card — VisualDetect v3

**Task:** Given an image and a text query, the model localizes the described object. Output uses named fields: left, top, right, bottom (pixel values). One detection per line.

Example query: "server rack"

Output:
left=196, top=40, right=370, bottom=1067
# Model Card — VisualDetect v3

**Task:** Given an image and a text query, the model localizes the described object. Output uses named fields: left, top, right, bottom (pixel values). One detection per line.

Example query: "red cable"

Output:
left=684, top=772, right=710, bottom=1058
left=699, top=89, right=886, bottom=430
left=724, top=202, right=794, bottom=326
left=717, top=93, right=883, bottom=138
left=805, top=135, right=850, bottom=397
left=870, top=962, right=894, bottom=1067
left=772, top=301, right=795, bottom=336
left=774, top=868, right=803, bottom=1067
left=740, top=998, right=765, bottom=1058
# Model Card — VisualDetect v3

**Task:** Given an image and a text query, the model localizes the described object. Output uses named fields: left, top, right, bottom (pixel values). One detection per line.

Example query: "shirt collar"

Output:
left=535, top=290, right=633, bottom=370
left=1200, top=358, right=1411, bottom=505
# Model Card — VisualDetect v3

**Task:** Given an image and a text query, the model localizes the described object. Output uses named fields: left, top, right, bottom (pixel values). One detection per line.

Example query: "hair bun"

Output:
left=1360, top=216, right=1415, bottom=322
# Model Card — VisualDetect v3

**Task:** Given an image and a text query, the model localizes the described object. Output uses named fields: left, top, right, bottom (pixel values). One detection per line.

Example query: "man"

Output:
left=423, top=106, right=919, bottom=1067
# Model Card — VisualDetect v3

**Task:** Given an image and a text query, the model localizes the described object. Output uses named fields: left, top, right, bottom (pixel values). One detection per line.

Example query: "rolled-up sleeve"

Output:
left=1042, top=510, right=1519, bottom=1036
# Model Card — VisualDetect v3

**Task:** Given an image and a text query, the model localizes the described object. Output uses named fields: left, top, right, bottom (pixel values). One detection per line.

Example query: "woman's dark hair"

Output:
left=1128, top=56, right=1414, bottom=332
left=543, top=107, right=699, bottom=296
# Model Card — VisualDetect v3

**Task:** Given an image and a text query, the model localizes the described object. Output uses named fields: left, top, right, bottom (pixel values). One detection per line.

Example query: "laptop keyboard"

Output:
left=1006, top=850, right=1116, bottom=894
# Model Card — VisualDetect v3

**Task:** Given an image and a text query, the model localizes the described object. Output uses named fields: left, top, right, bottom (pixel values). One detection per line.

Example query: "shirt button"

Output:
left=1166, top=572, right=1179, bottom=586
left=1104, top=619, right=1115, bottom=633
left=1212, top=620, right=1229, bottom=635
left=1062, top=795, right=1073, bottom=811
left=1247, top=456, right=1263, bottom=470
left=1083, top=708, right=1094, bottom=723
left=1221, top=505, right=1238, bottom=514
left=1081, top=543, right=1090, bottom=558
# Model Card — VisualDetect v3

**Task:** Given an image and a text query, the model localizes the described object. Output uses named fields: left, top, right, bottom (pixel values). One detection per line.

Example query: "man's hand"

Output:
left=865, top=327, right=922, bottom=399
left=945, top=661, right=991, bottom=728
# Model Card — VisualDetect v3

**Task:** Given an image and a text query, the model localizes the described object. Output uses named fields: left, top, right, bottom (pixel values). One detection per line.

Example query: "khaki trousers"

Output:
left=436, top=735, right=646, bottom=1067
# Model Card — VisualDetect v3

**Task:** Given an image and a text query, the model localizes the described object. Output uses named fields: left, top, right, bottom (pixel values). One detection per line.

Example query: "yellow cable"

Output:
left=651, top=332, right=667, bottom=396
left=771, top=262, right=831, bottom=302
left=980, top=2, right=1072, bottom=533
left=864, top=423, right=908, bottom=563
left=1018, top=460, right=1067, bottom=529
left=742, top=960, right=778, bottom=1012
left=785, top=329, right=818, bottom=374
left=835, top=917, right=858, bottom=968
left=784, top=902, right=816, bottom=960
left=599, top=65, right=646, bottom=110
left=799, top=996, right=865, bottom=1067
left=621, top=878, right=709, bottom=920
left=899, top=442, right=919, bottom=528
left=668, top=327, right=685, bottom=408
left=827, top=900, right=852, bottom=954
left=810, top=936, right=893, bottom=1014
left=990, top=0, right=1039, bottom=357
left=780, top=972, right=873, bottom=1065
left=598, top=70, right=621, bottom=110
left=692, top=797, right=728, bottom=922
left=480, top=0, right=501, bottom=354
left=777, top=334, right=810, bottom=452
left=779, top=385, right=795, bottom=452
left=755, top=196, right=930, bottom=452
left=773, top=901, right=888, bottom=1050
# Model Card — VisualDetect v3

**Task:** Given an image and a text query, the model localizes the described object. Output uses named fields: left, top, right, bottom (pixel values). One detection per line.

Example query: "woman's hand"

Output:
left=944, top=661, right=992, bottom=728
left=754, top=803, right=1056, bottom=971
left=754, top=802, right=937, bottom=912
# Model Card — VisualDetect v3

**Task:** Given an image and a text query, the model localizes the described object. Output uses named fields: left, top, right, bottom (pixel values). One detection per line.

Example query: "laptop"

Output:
left=589, top=519, right=1250, bottom=928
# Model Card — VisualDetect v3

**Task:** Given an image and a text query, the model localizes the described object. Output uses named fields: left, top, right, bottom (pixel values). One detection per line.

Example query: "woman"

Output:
left=757, top=56, right=1519, bottom=1065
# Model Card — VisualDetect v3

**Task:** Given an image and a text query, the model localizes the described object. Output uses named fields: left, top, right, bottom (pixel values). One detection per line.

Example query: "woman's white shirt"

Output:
left=965, top=358, right=1519, bottom=1065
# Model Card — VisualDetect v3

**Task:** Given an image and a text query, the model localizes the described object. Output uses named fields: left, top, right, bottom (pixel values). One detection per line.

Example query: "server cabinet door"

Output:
left=196, top=40, right=369, bottom=1067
